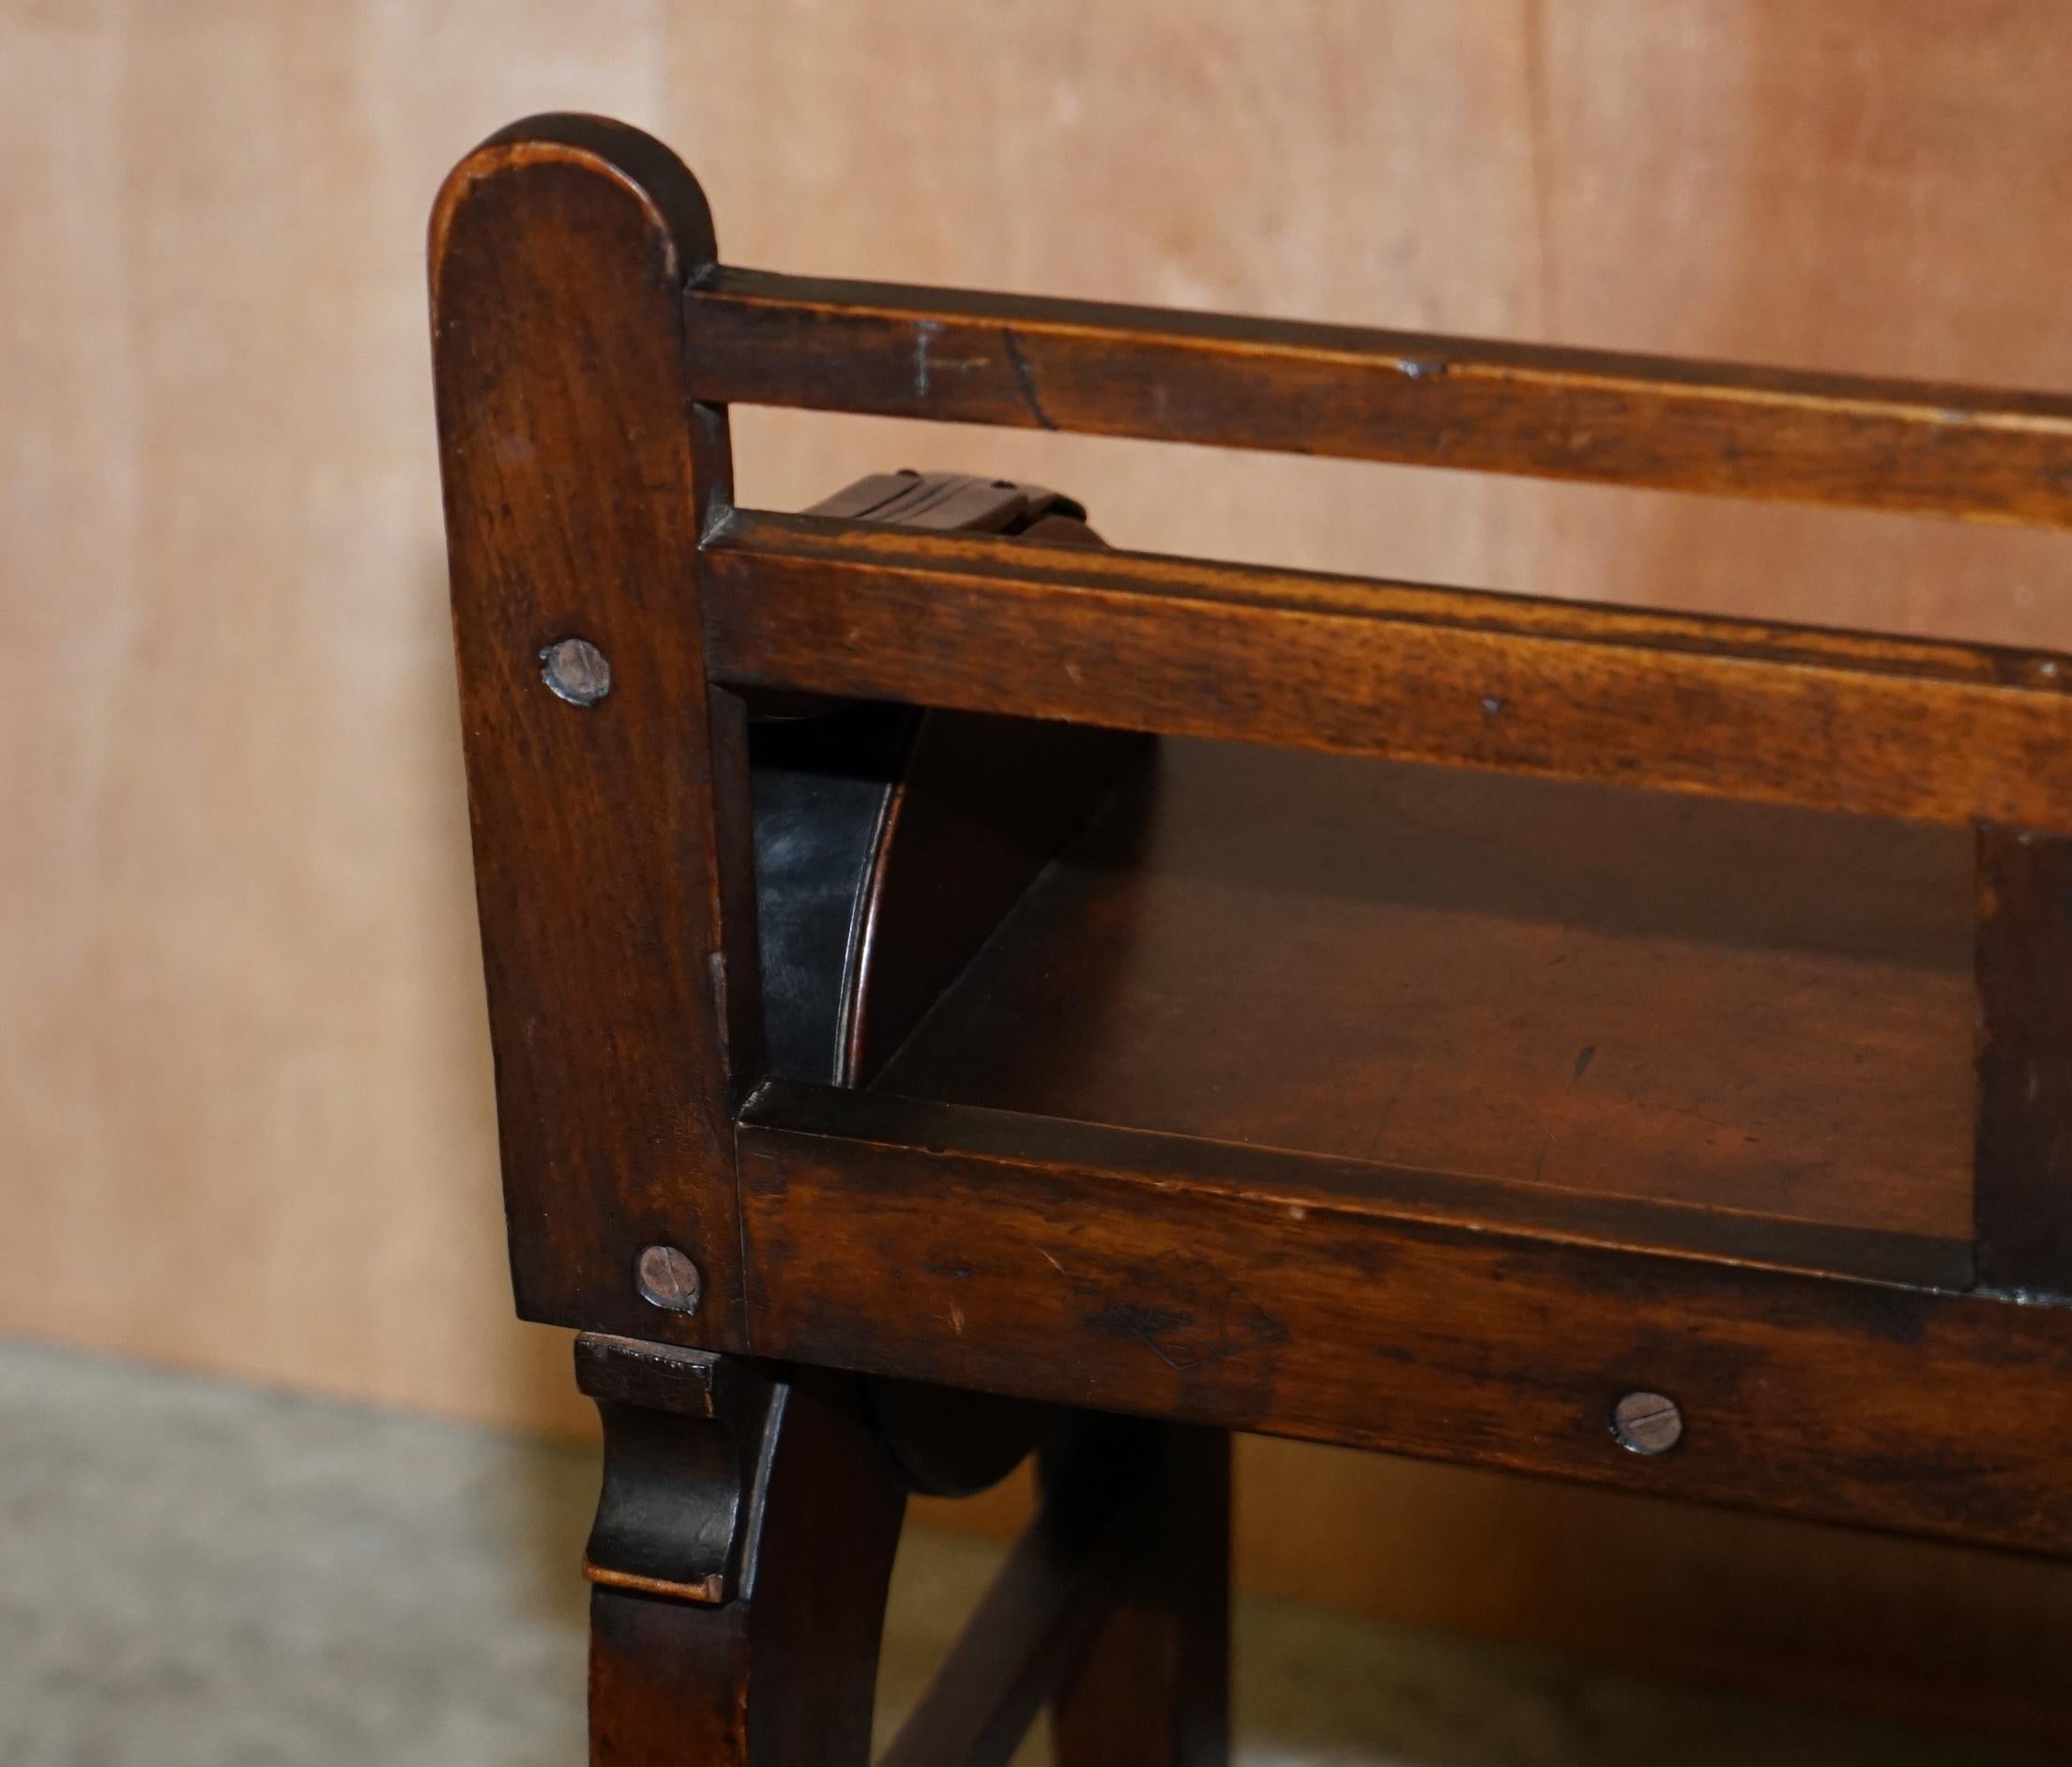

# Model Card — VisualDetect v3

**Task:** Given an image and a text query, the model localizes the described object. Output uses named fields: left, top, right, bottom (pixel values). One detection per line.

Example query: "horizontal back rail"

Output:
left=704, top=510, right=2072, bottom=830
left=687, top=267, right=2072, bottom=526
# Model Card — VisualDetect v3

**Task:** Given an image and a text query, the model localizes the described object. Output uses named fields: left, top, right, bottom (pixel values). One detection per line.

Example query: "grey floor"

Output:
left=0, top=1339, right=2055, bottom=1767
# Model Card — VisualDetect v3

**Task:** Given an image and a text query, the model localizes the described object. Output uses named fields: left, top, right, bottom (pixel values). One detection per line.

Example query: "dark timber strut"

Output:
left=430, top=113, right=2072, bottom=1763
left=704, top=510, right=2072, bottom=830
left=684, top=266, right=2072, bottom=526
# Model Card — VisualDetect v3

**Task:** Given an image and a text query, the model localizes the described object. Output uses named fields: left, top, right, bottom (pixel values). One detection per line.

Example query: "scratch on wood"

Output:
left=1084, top=1295, right=1287, bottom=1373
left=914, top=318, right=943, bottom=398
left=1001, top=328, right=1059, bottom=430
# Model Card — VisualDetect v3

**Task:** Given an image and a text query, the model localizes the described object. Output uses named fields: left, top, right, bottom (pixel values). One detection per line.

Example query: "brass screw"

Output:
left=541, top=637, right=611, bottom=707
left=1611, top=1391, right=1683, bottom=1455
left=635, top=1245, right=702, bottom=1315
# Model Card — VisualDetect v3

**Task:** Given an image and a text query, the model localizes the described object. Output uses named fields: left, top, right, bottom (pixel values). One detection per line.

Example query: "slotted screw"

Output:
left=541, top=637, right=611, bottom=707
left=1611, top=1391, right=1684, bottom=1455
left=635, top=1245, right=703, bottom=1316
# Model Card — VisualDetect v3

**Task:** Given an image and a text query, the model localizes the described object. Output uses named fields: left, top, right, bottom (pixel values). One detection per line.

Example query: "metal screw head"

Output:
left=634, top=1245, right=702, bottom=1315
left=1611, top=1391, right=1684, bottom=1455
left=541, top=637, right=611, bottom=707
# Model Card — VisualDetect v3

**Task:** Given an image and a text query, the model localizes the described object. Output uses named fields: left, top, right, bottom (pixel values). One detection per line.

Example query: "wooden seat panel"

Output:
left=881, top=739, right=1975, bottom=1245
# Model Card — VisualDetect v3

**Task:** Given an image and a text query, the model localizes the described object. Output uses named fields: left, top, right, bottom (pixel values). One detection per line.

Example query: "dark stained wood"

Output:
left=877, top=1413, right=1144, bottom=1767
left=748, top=473, right=1148, bottom=1095
left=812, top=489, right=1147, bottom=1087
left=751, top=700, right=919, bottom=1084
left=875, top=739, right=1977, bottom=1258
left=684, top=267, right=2072, bottom=527
left=431, top=114, right=759, bottom=1347
left=577, top=1338, right=772, bottom=1606
left=808, top=468, right=1083, bottom=533
left=843, top=709, right=1150, bottom=1083
left=434, top=112, right=2072, bottom=1758
left=754, top=1087, right=1967, bottom=1289
left=580, top=1337, right=906, bottom=1767
left=589, top=1591, right=749, bottom=1766
left=862, top=1376, right=1049, bottom=1500
left=703, top=510, right=2072, bottom=832
left=576, top=1342, right=1213, bottom=1767
left=1975, top=825, right=2072, bottom=1300
left=733, top=1086, right=2072, bottom=1560
left=877, top=1412, right=1227, bottom=1767
left=748, top=473, right=1147, bottom=1507
left=1048, top=1421, right=1230, bottom=1767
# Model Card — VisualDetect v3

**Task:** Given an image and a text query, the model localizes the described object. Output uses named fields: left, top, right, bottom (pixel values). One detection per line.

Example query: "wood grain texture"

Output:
left=874, top=739, right=1976, bottom=1275
left=431, top=114, right=759, bottom=1347
left=735, top=1085, right=2072, bottom=1560
left=1974, top=825, right=2072, bottom=1299
left=1048, top=1421, right=1229, bottom=1767
left=843, top=707, right=1150, bottom=1086
left=706, top=510, right=2072, bottom=830
left=13, top=1, right=2072, bottom=1744
left=584, top=1352, right=906, bottom=1767
left=747, top=477, right=1131, bottom=1093
left=877, top=1414, right=1144, bottom=1767
left=16, top=0, right=2072, bottom=1424
left=690, top=267, right=2072, bottom=526
left=577, top=1338, right=760, bottom=1607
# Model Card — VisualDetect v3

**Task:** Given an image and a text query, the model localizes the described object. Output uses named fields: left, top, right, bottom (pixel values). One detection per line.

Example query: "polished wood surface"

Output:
left=748, top=480, right=1138, bottom=1094
left=1974, top=825, right=2072, bottom=1297
left=736, top=1081, right=2072, bottom=1557
left=25, top=0, right=2072, bottom=1433
left=431, top=115, right=762, bottom=1348
left=579, top=1341, right=906, bottom=1765
left=689, top=267, right=2072, bottom=525
left=428, top=94, right=2072, bottom=1754
left=706, top=511, right=2072, bottom=830
left=579, top=1332, right=1225, bottom=1767
left=1047, top=1421, right=1229, bottom=1767
left=23, top=4, right=2072, bottom=1748
left=879, top=1415, right=1226, bottom=1767
left=879, top=740, right=1976, bottom=1252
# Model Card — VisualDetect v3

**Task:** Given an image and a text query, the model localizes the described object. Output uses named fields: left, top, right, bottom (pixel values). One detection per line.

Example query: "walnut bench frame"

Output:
left=430, top=114, right=2072, bottom=1765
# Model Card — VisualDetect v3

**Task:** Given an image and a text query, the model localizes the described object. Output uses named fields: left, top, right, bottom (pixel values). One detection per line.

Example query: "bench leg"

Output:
left=1048, top=1421, right=1232, bottom=1767
left=579, top=1338, right=906, bottom=1767
left=574, top=1334, right=1230, bottom=1767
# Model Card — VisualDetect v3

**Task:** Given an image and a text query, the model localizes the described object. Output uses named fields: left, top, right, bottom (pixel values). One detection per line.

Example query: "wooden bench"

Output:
left=429, top=113, right=2072, bottom=1765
